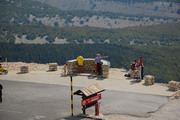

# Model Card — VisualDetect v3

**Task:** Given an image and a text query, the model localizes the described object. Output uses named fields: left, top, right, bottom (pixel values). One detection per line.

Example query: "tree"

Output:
left=54, top=22, right=59, bottom=27
left=46, top=36, right=55, bottom=43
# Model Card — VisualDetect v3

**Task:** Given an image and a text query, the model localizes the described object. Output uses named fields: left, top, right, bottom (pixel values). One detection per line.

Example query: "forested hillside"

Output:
left=99, top=0, right=179, bottom=2
left=1, top=0, right=180, bottom=83
left=0, top=43, right=179, bottom=83
left=1, top=22, right=180, bottom=45
left=35, top=0, right=180, bottom=18
left=1, top=0, right=180, bottom=29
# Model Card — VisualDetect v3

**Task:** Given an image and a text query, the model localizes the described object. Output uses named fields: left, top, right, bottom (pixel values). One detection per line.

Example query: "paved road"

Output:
left=0, top=80, right=168, bottom=120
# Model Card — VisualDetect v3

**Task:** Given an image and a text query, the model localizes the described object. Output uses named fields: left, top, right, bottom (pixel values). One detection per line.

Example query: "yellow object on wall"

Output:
left=77, top=56, right=84, bottom=65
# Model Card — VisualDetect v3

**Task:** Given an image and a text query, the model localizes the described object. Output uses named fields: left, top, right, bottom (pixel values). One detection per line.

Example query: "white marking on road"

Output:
left=0, top=109, right=22, bottom=114
left=24, top=115, right=46, bottom=120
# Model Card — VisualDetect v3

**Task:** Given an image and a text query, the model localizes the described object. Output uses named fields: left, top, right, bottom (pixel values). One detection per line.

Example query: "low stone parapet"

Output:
left=66, top=58, right=110, bottom=78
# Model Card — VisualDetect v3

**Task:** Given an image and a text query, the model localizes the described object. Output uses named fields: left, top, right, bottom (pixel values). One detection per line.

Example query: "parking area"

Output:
left=0, top=80, right=169, bottom=120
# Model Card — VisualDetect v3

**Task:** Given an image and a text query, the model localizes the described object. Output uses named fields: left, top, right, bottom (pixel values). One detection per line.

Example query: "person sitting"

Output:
left=130, top=60, right=140, bottom=79
left=76, top=55, right=84, bottom=73
left=0, top=84, right=3, bottom=103
left=0, top=64, right=5, bottom=73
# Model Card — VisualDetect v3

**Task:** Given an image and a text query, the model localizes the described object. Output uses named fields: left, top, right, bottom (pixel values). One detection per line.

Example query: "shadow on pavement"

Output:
left=56, top=114, right=104, bottom=120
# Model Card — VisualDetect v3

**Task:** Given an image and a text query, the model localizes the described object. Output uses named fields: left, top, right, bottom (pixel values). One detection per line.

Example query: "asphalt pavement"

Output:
left=0, top=80, right=168, bottom=120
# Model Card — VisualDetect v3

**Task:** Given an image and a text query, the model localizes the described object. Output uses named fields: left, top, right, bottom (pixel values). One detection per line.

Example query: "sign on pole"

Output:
left=81, top=94, right=101, bottom=106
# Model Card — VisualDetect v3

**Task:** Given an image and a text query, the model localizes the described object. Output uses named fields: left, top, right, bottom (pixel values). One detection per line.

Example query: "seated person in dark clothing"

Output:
left=0, top=84, right=3, bottom=103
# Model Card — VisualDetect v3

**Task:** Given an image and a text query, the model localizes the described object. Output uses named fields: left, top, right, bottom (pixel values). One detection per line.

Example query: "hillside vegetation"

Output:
left=1, top=22, right=180, bottom=45
left=35, top=0, right=180, bottom=18
left=0, top=43, right=179, bottom=83
left=0, top=0, right=180, bottom=83
left=1, top=0, right=180, bottom=29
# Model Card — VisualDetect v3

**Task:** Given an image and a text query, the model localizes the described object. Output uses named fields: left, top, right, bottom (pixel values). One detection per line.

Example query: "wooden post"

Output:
left=95, top=102, right=100, bottom=116
left=82, top=96, right=86, bottom=115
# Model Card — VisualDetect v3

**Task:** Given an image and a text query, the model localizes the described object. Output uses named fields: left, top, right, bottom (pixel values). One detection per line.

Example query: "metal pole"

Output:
left=95, top=102, right=100, bottom=116
left=82, top=96, right=86, bottom=115
left=70, top=76, right=74, bottom=116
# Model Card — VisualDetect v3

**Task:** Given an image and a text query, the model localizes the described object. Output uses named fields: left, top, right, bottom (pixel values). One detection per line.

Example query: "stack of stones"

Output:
left=168, top=80, right=180, bottom=91
left=49, top=63, right=58, bottom=71
left=20, top=66, right=29, bottom=73
left=66, top=61, right=77, bottom=75
left=144, top=75, right=155, bottom=85
left=130, top=70, right=139, bottom=78
left=102, top=62, right=110, bottom=78
left=83, top=60, right=96, bottom=73
left=1, top=62, right=49, bottom=71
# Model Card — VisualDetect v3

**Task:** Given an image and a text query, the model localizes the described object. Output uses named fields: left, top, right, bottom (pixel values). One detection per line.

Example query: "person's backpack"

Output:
left=131, top=62, right=136, bottom=70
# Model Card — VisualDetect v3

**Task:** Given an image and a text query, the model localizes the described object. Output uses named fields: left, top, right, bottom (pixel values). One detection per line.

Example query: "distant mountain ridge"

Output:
left=1, top=0, right=180, bottom=30
left=34, top=0, right=180, bottom=18
left=1, top=0, right=180, bottom=45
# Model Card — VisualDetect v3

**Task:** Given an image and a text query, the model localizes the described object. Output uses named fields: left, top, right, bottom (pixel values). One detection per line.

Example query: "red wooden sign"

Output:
left=81, top=94, right=101, bottom=106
